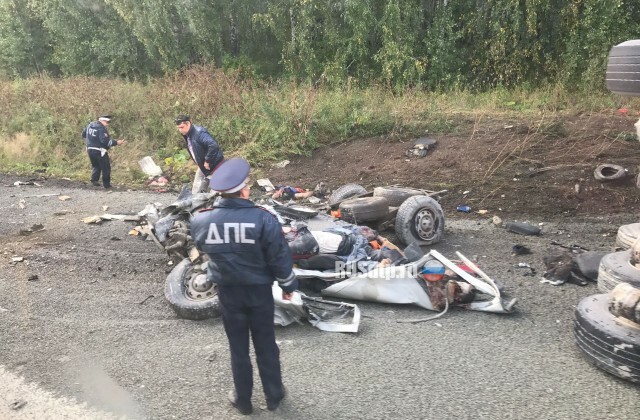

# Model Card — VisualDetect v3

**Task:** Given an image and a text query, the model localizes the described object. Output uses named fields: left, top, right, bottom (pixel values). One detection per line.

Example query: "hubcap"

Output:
left=414, top=209, right=437, bottom=240
left=186, top=273, right=216, bottom=300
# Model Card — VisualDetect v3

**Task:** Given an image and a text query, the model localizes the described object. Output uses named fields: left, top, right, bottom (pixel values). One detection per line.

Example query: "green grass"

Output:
left=0, top=67, right=638, bottom=181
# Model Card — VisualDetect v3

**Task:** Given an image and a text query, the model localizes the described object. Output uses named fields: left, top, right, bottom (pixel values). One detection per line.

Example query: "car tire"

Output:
left=606, top=40, right=640, bottom=96
left=597, top=250, right=640, bottom=293
left=165, top=258, right=220, bottom=320
left=594, top=164, right=626, bottom=182
left=373, top=186, right=425, bottom=207
left=616, top=223, right=640, bottom=249
left=574, top=294, right=640, bottom=383
left=504, top=221, right=541, bottom=236
left=339, top=197, right=389, bottom=224
left=395, top=195, right=445, bottom=246
left=328, top=184, right=367, bottom=206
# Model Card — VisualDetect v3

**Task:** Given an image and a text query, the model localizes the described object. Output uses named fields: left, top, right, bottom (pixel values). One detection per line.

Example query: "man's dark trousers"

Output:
left=218, top=284, right=284, bottom=408
left=88, top=149, right=111, bottom=187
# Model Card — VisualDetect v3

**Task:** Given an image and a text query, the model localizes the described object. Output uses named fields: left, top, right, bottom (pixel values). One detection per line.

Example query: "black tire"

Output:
left=616, top=223, right=640, bottom=249
left=606, top=40, right=640, bottom=96
left=164, top=259, right=220, bottom=320
left=597, top=250, right=640, bottom=293
left=373, top=186, right=425, bottom=207
left=328, top=184, right=367, bottom=206
left=594, top=164, right=626, bottom=182
left=339, top=197, right=389, bottom=224
left=395, top=195, right=444, bottom=246
left=574, top=294, right=640, bottom=383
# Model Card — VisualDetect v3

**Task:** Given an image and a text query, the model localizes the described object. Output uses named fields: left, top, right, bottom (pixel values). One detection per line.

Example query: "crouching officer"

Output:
left=81, top=115, right=125, bottom=188
left=191, top=158, right=297, bottom=415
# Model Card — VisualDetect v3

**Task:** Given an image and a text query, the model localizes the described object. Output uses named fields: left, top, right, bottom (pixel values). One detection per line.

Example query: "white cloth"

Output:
left=310, top=231, right=342, bottom=254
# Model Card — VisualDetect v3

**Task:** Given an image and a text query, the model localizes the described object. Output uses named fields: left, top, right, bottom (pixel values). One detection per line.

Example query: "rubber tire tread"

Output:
left=328, top=184, right=367, bottom=205
left=616, top=223, right=640, bottom=249
left=395, top=195, right=444, bottom=246
left=373, top=186, right=425, bottom=207
left=339, top=197, right=389, bottom=224
left=607, top=40, right=640, bottom=96
left=574, top=294, right=640, bottom=383
left=597, top=250, right=640, bottom=293
left=165, top=258, right=220, bottom=320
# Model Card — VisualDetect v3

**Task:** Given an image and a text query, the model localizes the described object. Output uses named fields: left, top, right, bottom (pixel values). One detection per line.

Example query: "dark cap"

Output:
left=209, top=158, right=250, bottom=193
left=174, top=114, right=191, bottom=125
left=98, top=115, right=112, bottom=122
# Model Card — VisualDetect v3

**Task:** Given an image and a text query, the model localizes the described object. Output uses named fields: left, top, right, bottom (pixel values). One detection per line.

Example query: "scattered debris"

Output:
left=58, top=195, right=71, bottom=201
left=27, top=274, right=39, bottom=281
left=405, top=137, right=436, bottom=158
left=272, top=160, right=290, bottom=168
left=492, top=216, right=502, bottom=225
left=14, top=181, right=41, bottom=187
left=477, top=209, right=488, bottom=215
left=19, top=224, right=45, bottom=235
left=11, top=256, right=24, bottom=263
left=148, top=176, right=170, bottom=187
left=9, top=399, right=27, bottom=411
left=257, top=178, right=276, bottom=193
left=138, top=156, right=163, bottom=177
left=102, top=205, right=109, bottom=211
left=138, top=295, right=155, bottom=305
left=505, top=221, right=541, bottom=236
left=18, top=199, right=26, bottom=209
left=82, top=214, right=140, bottom=224
left=456, top=205, right=471, bottom=213
left=512, top=244, right=531, bottom=256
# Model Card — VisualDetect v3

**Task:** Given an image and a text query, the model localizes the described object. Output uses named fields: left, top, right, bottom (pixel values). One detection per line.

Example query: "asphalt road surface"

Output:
left=0, top=176, right=638, bottom=419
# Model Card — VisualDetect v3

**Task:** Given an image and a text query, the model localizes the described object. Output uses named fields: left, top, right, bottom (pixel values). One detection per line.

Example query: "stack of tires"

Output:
left=574, top=39, right=640, bottom=383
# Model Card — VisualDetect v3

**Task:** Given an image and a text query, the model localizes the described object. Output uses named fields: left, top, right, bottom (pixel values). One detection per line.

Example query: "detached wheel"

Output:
left=339, top=197, right=389, bottom=224
left=574, top=294, right=640, bottom=383
left=165, top=258, right=220, bottom=320
left=616, top=223, right=640, bottom=249
left=597, top=250, right=640, bottom=293
left=373, top=186, right=424, bottom=207
left=328, top=184, right=367, bottom=206
left=395, top=195, right=444, bottom=246
left=606, top=40, right=640, bottom=96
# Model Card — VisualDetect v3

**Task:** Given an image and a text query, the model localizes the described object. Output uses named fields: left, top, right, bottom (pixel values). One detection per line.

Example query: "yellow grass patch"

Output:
left=0, top=132, right=39, bottom=163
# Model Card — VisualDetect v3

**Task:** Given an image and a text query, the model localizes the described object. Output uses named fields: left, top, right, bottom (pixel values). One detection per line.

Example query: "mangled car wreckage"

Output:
left=134, top=183, right=516, bottom=332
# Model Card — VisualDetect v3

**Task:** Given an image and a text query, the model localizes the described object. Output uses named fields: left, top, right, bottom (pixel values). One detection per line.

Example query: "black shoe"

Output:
left=103, top=185, right=112, bottom=189
left=228, top=391, right=253, bottom=415
left=91, top=181, right=101, bottom=187
left=266, top=385, right=287, bottom=411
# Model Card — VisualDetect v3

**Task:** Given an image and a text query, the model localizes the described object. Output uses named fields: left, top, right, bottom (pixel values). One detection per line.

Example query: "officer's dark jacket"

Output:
left=191, top=198, right=297, bottom=292
left=182, top=124, right=224, bottom=176
left=81, top=121, right=118, bottom=149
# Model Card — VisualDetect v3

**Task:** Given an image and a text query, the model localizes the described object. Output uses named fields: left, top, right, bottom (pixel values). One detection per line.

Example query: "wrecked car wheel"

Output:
left=328, top=183, right=367, bottom=206
left=574, top=294, right=640, bottom=383
left=165, top=258, right=220, bottom=320
left=395, top=196, right=444, bottom=246
left=616, top=223, right=640, bottom=250
left=597, top=250, right=640, bottom=293
left=373, top=186, right=424, bottom=207
left=594, top=164, right=626, bottom=182
left=339, top=197, right=389, bottom=224
left=606, top=40, right=640, bottom=96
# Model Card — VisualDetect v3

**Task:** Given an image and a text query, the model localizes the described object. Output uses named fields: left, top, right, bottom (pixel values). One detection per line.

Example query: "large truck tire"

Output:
left=574, top=294, right=640, bottom=383
left=339, top=197, right=389, bottom=224
left=373, top=186, right=425, bottom=207
left=597, top=250, right=640, bottom=293
left=606, top=40, right=640, bottom=96
left=616, top=223, right=640, bottom=250
left=328, top=184, right=367, bottom=206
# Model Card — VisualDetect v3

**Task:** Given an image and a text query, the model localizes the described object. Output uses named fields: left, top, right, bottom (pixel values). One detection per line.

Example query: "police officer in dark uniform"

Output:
left=81, top=115, right=125, bottom=188
left=191, top=158, right=297, bottom=415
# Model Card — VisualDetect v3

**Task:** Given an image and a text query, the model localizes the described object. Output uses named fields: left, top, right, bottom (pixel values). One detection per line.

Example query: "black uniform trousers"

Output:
left=217, top=284, right=284, bottom=407
left=88, top=149, right=111, bottom=187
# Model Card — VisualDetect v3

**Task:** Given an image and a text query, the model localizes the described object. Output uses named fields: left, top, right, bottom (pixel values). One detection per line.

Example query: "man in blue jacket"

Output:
left=81, top=115, right=126, bottom=188
left=175, top=114, right=224, bottom=193
left=191, top=158, right=297, bottom=415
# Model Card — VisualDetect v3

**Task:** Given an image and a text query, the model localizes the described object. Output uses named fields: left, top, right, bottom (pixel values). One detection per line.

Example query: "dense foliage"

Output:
left=1, top=0, right=639, bottom=91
